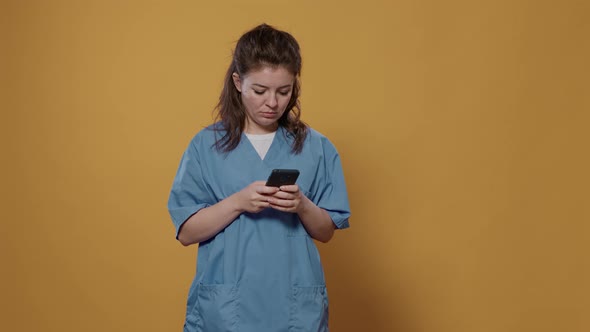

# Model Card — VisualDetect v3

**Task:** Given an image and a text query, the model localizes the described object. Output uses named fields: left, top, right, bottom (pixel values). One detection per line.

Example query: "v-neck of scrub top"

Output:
left=241, top=127, right=289, bottom=167
left=244, top=131, right=276, bottom=160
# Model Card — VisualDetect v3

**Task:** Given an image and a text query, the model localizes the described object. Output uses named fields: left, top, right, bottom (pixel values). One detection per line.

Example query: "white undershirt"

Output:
left=245, top=131, right=276, bottom=160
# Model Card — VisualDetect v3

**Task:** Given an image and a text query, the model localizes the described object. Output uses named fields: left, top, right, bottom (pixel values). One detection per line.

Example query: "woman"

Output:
left=168, top=23, right=350, bottom=332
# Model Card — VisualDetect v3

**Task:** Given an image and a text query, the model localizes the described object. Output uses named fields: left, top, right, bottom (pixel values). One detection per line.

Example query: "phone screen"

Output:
left=265, top=169, right=300, bottom=187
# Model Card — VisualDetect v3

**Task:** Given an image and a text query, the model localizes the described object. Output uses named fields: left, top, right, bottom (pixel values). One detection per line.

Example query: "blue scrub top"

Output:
left=168, top=124, right=351, bottom=332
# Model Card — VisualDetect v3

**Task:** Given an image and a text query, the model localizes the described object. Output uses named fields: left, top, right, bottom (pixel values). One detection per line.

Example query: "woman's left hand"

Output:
left=269, top=184, right=335, bottom=242
left=267, top=184, right=305, bottom=213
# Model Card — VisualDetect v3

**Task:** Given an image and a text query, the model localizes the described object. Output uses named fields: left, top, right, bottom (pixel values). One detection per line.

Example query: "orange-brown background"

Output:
left=2, top=1, right=589, bottom=331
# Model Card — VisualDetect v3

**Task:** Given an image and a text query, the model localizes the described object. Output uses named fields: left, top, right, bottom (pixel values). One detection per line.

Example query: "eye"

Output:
left=278, top=90, right=290, bottom=96
left=253, top=90, right=265, bottom=95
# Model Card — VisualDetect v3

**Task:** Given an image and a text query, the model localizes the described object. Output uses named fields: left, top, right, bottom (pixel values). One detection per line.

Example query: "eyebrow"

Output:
left=252, top=83, right=293, bottom=89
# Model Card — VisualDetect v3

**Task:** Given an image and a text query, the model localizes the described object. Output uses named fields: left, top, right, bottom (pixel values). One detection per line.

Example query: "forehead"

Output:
left=242, top=66, right=295, bottom=87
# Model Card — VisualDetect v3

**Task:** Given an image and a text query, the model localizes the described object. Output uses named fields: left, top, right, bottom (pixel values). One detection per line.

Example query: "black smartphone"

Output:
left=265, top=169, right=300, bottom=187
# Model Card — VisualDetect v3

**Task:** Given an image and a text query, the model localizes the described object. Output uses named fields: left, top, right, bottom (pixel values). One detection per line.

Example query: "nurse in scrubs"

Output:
left=168, top=23, right=351, bottom=332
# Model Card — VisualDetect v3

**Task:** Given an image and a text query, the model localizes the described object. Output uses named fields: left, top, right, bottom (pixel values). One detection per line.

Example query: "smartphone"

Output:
left=265, top=169, right=300, bottom=187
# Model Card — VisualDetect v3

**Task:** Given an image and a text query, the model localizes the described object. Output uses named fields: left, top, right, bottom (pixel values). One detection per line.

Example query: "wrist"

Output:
left=296, top=194, right=313, bottom=215
left=226, top=192, right=246, bottom=214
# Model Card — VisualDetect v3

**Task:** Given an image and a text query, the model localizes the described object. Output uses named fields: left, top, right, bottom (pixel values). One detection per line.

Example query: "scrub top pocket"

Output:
left=289, top=286, right=329, bottom=332
left=189, top=284, right=239, bottom=332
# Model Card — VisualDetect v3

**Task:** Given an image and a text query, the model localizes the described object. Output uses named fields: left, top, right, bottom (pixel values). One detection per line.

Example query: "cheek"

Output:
left=242, top=94, right=262, bottom=109
left=279, top=95, right=293, bottom=108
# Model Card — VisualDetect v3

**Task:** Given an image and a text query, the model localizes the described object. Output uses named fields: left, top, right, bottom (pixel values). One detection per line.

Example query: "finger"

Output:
left=269, top=203, right=296, bottom=213
left=278, top=184, right=299, bottom=193
left=257, top=186, right=280, bottom=195
left=268, top=198, right=297, bottom=208
left=271, top=191, right=295, bottom=200
left=252, top=199, right=271, bottom=210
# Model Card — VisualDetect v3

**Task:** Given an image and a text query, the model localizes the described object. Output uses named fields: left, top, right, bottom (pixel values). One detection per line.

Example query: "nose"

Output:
left=266, top=93, right=278, bottom=108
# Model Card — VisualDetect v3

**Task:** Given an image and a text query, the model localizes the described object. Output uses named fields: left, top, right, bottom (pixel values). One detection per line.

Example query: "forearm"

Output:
left=297, top=196, right=336, bottom=243
left=177, top=181, right=279, bottom=246
left=177, top=195, right=242, bottom=246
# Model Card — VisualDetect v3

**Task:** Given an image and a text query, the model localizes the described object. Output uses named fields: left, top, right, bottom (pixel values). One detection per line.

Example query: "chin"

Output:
left=258, top=118, right=279, bottom=125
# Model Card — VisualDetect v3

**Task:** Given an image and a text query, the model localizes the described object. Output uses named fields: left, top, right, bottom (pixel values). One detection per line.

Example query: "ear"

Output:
left=232, top=72, right=242, bottom=92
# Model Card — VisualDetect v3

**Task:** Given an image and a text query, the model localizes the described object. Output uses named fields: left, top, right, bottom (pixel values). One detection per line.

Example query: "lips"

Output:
left=261, top=112, right=278, bottom=118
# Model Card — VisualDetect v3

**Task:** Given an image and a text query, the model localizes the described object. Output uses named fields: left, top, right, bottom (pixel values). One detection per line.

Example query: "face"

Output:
left=232, top=66, right=295, bottom=134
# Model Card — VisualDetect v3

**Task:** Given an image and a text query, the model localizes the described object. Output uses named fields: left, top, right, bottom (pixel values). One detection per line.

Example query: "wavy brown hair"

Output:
left=213, top=23, right=308, bottom=154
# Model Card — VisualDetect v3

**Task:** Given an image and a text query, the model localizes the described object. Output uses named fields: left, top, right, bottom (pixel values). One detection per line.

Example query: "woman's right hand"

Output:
left=233, top=181, right=280, bottom=213
left=177, top=181, right=279, bottom=246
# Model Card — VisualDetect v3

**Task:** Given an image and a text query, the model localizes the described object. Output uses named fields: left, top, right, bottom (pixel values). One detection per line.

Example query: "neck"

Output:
left=244, top=120, right=278, bottom=135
